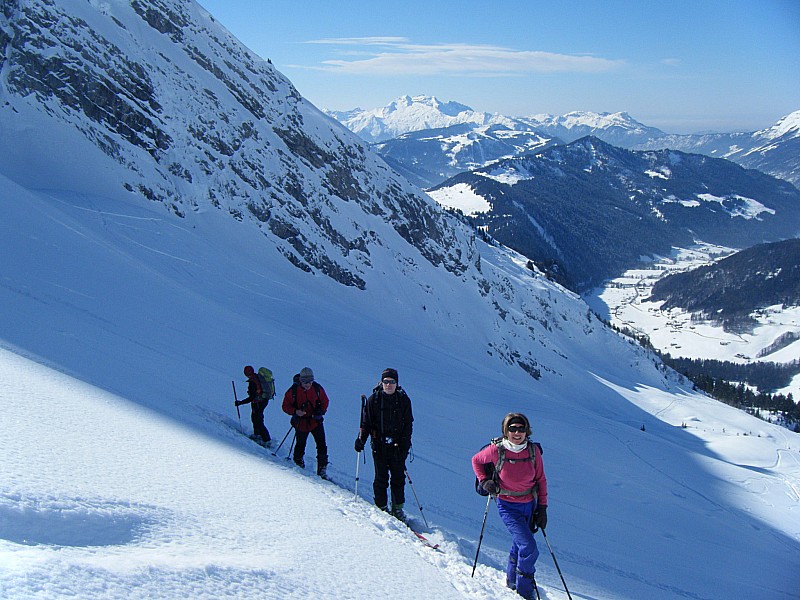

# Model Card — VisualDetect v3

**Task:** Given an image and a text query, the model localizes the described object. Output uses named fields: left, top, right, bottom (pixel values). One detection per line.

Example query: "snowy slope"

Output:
left=0, top=346, right=522, bottom=600
left=2, top=171, right=800, bottom=600
left=0, top=1, right=799, bottom=599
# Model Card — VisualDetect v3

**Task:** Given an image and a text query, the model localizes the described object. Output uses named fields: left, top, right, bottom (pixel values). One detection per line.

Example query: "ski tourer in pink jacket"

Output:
left=471, top=434, right=547, bottom=505
left=471, top=413, right=548, bottom=600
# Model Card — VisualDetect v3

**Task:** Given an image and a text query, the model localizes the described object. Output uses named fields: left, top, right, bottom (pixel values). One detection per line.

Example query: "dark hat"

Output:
left=381, top=368, right=398, bottom=382
left=243, top=365, right=255, bottom=377
left=299, top=367, right=314, bottom=384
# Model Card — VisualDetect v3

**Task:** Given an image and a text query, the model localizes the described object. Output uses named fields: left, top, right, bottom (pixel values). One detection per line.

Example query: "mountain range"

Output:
left=326, top=96, right=800, bottom=188
left=326, top=96, right=558, bottom=188
left=1, top=2, right=799, bottom=599
left=429, top=137, right=800, bottom=291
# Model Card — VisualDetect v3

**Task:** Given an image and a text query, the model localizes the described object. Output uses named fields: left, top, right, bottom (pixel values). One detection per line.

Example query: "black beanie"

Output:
left=381, top=368, right=398, bottom=382
left=508, top=416, right=526, bottom=427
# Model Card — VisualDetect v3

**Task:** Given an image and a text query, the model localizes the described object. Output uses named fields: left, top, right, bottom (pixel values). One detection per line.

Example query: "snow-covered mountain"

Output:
left=325, top=97, right=660, bottom=148
left=326, top=96, right=556, bottom=188
left=635, top=110, right=800, bottom=186
left=519, top=111, right=666, bottom=147
left=429, top=136, right=800, bottom=291
left=1, top=5, right=479, bottom=291
left=328, top=97, right=800, bottom=187
left=375, top=122, right=556, bottom=189
left=1, top=2, right=799, bottom=600
left=323, top=94, right=514, bottom=143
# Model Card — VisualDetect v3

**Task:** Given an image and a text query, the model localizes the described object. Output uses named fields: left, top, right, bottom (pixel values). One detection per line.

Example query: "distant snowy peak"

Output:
left=387, top=94, right=474, bottom=117
left=755, top=109, right=800, bottom=141
left=520, top=111, right=666, bottom=145
left=525, top=110, right=647, bottom=131
left=326, top=99, right=662, bottom=145
left=631, top=109, right=800, bottom=186
left=324, top=95, right=508, bottom=143
left=329, top=96, right=800, bottom=185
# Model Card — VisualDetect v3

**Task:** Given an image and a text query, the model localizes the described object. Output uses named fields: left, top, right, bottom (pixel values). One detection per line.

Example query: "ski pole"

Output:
left=354, top=394, right=366, bottom=500
left=471, top=494, right=492, bottom=577
left=540, top=527, right=573, bottom=600
left=286, top=430, right=297, bottom=461
left=232, top=380, right=243, bottom=434
left=404, top=468, right=429, bottom=528
left=354, top=450, right=362, bottom=500
left=271, top=425, right=293, bottom=456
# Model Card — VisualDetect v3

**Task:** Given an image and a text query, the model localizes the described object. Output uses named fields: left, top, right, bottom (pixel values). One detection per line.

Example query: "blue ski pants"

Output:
left=496, top=498, right=539, bottom=599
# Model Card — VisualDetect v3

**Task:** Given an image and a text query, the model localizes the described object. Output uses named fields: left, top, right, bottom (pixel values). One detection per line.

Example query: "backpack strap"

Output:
left=291, top=382, right=322, bottom=409
left=493, top=438, right=540, bottom=499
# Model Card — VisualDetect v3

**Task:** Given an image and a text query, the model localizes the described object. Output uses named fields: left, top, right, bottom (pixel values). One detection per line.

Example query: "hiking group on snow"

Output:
left=233, top=365, right=555, bottom=600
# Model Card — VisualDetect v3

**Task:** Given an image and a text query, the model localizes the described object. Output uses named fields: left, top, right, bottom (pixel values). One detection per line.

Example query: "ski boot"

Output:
left=391, top=503, right=407, bottom=523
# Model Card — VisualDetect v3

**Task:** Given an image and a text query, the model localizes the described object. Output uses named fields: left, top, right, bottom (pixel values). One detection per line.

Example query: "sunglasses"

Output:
left=382, top=379, right=397, bottom=385
left=507, top=425, right=526, bottom=433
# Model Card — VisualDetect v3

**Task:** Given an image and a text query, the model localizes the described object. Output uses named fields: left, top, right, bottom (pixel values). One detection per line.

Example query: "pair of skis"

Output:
left=410, top=528, right=440, bottom=550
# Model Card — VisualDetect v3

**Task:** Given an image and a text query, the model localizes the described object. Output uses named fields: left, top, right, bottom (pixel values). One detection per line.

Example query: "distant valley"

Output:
left=329, top=96, right=800, bottom=399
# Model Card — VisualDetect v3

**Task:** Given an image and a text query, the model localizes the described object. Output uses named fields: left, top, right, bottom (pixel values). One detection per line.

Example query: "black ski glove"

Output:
left=481, top=479, right=499, bottom=495
left=234, top=400, right=243, bottom=407
left=531, top=505, right=547, bottom=531
left=354, top=437, right=365, bottom=452
left=399, top=438, right=411, bottom=457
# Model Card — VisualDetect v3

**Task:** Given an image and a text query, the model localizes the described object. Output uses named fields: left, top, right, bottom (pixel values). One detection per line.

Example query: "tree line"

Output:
left=605, top=319, right=800, bottom=432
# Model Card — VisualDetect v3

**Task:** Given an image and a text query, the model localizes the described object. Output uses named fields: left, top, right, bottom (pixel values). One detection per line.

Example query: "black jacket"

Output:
left=359, top=387, right=413, bottom=451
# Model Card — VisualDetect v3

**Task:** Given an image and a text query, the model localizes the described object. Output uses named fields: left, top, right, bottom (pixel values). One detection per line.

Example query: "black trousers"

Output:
left=372, top=444, right=407, bottom=508
left=250, top=401, right=270, bottom=441
left=293, top=423, right=328, bottom=467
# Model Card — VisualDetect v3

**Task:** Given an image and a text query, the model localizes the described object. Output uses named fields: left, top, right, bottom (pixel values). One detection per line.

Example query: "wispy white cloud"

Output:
left=661, top=58, right=682, bottom=67
left=296, top=38, right=624, bottom=76
left=308, top=36, right=411, bottom=46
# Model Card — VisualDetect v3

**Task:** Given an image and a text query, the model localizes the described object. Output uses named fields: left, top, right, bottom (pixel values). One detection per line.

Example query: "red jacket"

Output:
left=282, top=383, right=329, bottom=432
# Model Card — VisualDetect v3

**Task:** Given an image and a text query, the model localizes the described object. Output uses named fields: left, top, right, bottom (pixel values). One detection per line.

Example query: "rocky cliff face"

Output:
left=6, top=0, right=622, bottom=382
left=0, top=0, right=474, bottom=289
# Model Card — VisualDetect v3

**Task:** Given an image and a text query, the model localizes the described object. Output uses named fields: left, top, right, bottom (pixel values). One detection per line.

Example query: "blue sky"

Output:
left=197, top=0, right=799, bottom=133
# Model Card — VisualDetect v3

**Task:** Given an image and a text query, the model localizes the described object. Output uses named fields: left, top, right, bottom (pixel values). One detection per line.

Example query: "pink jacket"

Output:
left=472, top=441, right=548, bottom=505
